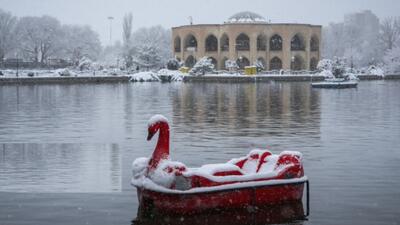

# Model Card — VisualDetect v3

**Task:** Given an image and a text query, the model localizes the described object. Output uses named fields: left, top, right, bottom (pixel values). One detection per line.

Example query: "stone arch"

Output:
left=174, top=36, right=181, bottom=52
left=270, top=57, right=282, bottom=70
left=184, top=34, right=197, bottom=50
left=220, top=33, right=229, bottom=51
left=310, top=35, right=319, bottom=52
left=221, top=57, right=229, bottom=70
left=256, top=57, right=266, bottom=70
left=291, top=33, right=305, bottom=51
left=310, top=57, right=318, bottom=71
left=205, top=34, right=218, bottom=52
left=270, top=34, right=282, bottom=51
left=236, top=33, right=250, bottom=51
left=237, top=56, right=250, bottom=69
left=291, top=55, right=305, bottom=70
left=185, top=55, right=196, bottom=68
left=257, top=34, right=267, bottom=51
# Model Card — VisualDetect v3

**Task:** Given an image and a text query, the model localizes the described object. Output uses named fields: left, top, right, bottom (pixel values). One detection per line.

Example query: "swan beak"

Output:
left=147, top=132, right=154, bottom=141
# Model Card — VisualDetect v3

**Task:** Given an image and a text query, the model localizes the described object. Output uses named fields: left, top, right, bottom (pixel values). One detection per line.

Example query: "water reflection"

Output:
left=171, top=83, right=321, bottom=137
left=0, top=143, right=121, bottom=192
left=133, top=201, right=306, bottom=225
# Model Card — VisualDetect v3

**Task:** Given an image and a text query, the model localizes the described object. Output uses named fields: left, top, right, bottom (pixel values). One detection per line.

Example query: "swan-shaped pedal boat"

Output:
left=132, top=115, right=309, bottom=216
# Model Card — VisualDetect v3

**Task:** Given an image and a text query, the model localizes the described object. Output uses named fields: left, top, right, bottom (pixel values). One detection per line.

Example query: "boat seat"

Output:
left=234, top=150, right=272, bottom=174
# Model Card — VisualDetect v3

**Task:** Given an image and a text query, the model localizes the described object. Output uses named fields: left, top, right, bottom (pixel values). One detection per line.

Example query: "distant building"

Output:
left=172, top=11, right=322, bottom=71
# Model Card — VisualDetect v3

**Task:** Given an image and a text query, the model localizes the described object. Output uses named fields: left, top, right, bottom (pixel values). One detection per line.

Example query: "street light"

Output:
left=108, top=16, right=114, bottom=46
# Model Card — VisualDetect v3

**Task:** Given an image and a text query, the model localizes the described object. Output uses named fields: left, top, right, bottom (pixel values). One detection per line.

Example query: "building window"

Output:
left=185, top=55, right=196, bottom=68
left=236, top=56, right=250, bottom=69
left=257, top=34, right=267, bottom=51
left=220, top=34, right=229, bottom=51
left=291, top=34, right=305, bottom=51
left=291, top=55, right=305, bottom=70
left=174, top=36, right=181, bottom=52
left=270, top=57, right=282, bottom=70
left=184, top=34, right=197, bottom=51
left=236, top=33, right=250, bottom=51
left=205, top=35, right=218, bottom=52
left=310, top=36, right=319, bottom=52
left=310, top=57, right=318, bottom=71
left=270, top=34, right=282, bottom=51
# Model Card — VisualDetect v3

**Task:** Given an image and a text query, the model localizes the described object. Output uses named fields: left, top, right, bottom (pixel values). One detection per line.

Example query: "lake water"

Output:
left=0, top=81, right=399, bottom=225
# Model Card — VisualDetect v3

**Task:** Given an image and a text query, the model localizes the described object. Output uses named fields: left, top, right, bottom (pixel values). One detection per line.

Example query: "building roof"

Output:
left=225, top=11, right=267, bottom=24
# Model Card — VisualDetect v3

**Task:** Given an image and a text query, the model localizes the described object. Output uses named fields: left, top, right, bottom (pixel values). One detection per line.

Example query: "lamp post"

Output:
left=108, top=16, right=114, bottom=46
left=16, top=53, right=19, bottom=78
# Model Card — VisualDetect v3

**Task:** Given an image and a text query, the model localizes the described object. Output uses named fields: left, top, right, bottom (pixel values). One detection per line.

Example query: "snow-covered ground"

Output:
left=0, top=68, right=397, bottom=82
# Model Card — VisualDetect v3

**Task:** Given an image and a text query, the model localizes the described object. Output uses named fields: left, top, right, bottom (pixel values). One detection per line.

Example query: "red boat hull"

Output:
left=137, top=181, right=305, bottom=216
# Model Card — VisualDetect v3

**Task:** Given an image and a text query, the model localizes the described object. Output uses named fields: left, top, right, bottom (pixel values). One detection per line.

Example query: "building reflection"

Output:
left=171, top=83, right=321, bottom=138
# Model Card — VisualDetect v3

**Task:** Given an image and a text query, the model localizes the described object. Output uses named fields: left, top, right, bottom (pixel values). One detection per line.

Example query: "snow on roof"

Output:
left=226, top=11, right=267, bottom=24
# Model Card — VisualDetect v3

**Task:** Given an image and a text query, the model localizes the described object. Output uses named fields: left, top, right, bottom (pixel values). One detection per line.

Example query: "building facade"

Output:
left=172, top=12, right=322, bottom=71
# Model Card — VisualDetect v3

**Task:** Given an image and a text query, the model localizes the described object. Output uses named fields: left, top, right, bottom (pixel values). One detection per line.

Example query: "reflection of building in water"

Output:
left=0, top=143, right=121, bottom=192
left=172, top=11, right=321, bottom=71
left=171, top=83, right=320, bottom=138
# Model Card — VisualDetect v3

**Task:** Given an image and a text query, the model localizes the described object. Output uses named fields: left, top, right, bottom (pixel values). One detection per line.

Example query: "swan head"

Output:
left=147, top=115, right=169, bottom=141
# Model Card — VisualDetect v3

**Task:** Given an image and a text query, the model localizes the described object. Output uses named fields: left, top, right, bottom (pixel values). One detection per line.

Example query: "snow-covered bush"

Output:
left=157, top=69, right=184, bottom=82
left=78, top=56, right=92, bottom=71
left=225, top=59, right=239, bottom=72
left=317, top=57, right=351, bottom=78
left=317, top=59, right=333, bottom=72
left=367, top=65, right=385, bottom=76
left=332, top=57, right=347, bottom=78
left=55, top=68, right=74, bottom=76
left=190, top=57, right=214, bottom=75
left=254, top=59, right=265, bottom=72
left=166, top=58, right=180, bottom=70
left=129, top=71, right=160, bottom=82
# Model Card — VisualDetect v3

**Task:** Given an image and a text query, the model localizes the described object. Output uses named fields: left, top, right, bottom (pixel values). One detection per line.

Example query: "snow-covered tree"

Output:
left=225, top=59, right=239, bottom=72
left=130, top=25, right=171, bottom=70
left=0, top=9, right=17, bottom=61
left=122, top=13, right=133, bottom=68
left=383, top=45, right=400, bottom=74
left=132, top=43, right=162, bottom=69
left=254, top=59, right=265, bottom=72
left=380, top=17, right=400, bottom=52
left=317, top=59, right=333, bottom=72
left=15, top=15, right=63, bottom=63
left=60, top=25, right=102, bottom=66
left=332, top=57, right=347, bottom=78
left=98, top=41, right=122, bottom=67
left=323, top=10, right=382, bottom=67
left=190, top=57, right=214, bottom=75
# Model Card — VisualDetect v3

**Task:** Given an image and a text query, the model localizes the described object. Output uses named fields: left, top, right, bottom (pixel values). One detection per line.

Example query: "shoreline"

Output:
left=0, top=74, right=399, bottom=85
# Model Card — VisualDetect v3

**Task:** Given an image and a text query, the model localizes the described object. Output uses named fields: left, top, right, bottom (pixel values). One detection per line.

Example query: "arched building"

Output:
left=172, top=11, right=321, bottom=71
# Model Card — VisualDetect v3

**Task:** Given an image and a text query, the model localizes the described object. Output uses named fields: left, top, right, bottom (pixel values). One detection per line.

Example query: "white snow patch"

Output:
left=132, top=149, right=305, bottom=192
left=129, top=71, right=160, bottom=82
left=157, top=69, right=185, bottom=81
left=148, top=114, right=169, bottom=127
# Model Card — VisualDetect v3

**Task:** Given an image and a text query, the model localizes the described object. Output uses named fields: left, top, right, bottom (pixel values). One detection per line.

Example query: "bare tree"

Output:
left=16, top=16, right=62, bottom=64
left=0, top=9, right=17, bottom=61
left=122, top=13, right=133, bottom=68
left=380, top=17, right=400, bottom=51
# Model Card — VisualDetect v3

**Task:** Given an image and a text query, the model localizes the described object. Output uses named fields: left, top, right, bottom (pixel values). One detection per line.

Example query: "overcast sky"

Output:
left=1, top=0, right=399, bottom=45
